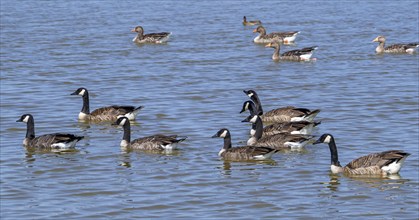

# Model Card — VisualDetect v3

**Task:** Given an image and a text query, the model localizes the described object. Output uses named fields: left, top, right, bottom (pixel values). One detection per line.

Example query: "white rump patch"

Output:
left=299, top=53, right=313, bottom=61
left=51, top=141, right=77, bottom=149
left=381, top=159, right=405, bottom=174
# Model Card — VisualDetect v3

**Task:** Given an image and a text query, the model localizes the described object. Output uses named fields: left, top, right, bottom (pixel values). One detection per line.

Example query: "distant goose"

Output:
left=372, top=36, right=419, bottom=54
left=314, top=134, right=410, bottom=175
left=242, top=114, right=313, bottom=149
left=71, top=87, right=143, bottom=122
left=212, top=128, right=277, bottom=160
left=17, top=114, right=83, bottom=149
left=253, top=26, right=300, bottom=44
left=242, top=114, right=320, bottom=136
left=114, top=117, right=187, bottom=151
left=242, top=16, right=262, bottom=26
left=241, top=91, right=321, bottom=123
left=131, top=26, right=171, bottom=44
left=265, top=42, right=317, bottom=61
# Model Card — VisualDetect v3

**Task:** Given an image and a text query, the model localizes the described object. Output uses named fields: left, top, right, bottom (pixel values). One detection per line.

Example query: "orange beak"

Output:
left=131, top=29, right=136, bottom=32
left=252, top=28, right=257, bottom=33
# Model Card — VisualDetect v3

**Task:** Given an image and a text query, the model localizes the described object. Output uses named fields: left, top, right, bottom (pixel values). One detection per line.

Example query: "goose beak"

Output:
left=252, top=28, right=257, bottom=33
left=313, top=139, right=322, bottom=145
left=70, top=91, right=77, bottom=95
left=241, top=118, right=250, bottom=122
left=265, top=43, right=272, bottom=48
left=243, top=90, right=249, bottom=94
left=16, top=119, right=22, bottom=122
left=372, top=37, right=378, bottom=42
left=211, top=134, right=218, bottom=138
left=239, top=109, right=246, bottom=114
left=131, top=29, right=136, bottom=32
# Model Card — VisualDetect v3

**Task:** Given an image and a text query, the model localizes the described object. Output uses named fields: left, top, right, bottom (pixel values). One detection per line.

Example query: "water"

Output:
left=1, top=0, right=418, bottom=219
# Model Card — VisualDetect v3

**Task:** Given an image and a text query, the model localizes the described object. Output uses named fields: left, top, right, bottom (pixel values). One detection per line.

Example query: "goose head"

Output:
left=212, top=128, right=230, bottom=139
left=16, top=114, right=33, bottom=123
left=372, top=35, right=386, bottom=43
left=253, top=26, right=265, bottom=34
left=71, top=87, right=88, bottom=97
left=131, top=26, right=144, bottom=34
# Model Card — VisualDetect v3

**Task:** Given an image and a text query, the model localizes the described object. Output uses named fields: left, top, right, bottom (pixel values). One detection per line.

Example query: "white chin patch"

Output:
left=23, top=115, right=30, bottom=123
left=119, top=118, right=127, bottom=126
left=220, top=130, right=228, bottom=138
left=79, top=89, right=86, bottom=96
left=248, top=92, right=254, bottom=97
left=250, top=115, right=258, bottom=123
left=324, top=135, right=332, bottom=143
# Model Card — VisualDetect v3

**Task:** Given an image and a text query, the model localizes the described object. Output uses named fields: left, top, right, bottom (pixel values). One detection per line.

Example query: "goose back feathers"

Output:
left=266, top=42, right=317, bottom=61
left=131, top=26, right=171, bottom=44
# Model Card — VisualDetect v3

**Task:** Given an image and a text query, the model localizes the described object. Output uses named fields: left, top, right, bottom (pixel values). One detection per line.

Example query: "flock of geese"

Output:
left=17, top=16, right=417, bottom=177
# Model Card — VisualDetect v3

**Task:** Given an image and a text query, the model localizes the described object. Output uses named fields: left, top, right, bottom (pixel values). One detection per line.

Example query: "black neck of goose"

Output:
left=248, top=101, right=257, bottom=115
left=253, top=116, right=263, bottom=140
left=223, top=135, right=232, bottom=150
left=328, top=136, right=341, bottom=167
left=122, top=120, right=131, bottom=143
left=81, top=92, right=90, bottom=114
left=251, top=94, right=263, bottom=115
left=26, top=117, right=35, bottom=140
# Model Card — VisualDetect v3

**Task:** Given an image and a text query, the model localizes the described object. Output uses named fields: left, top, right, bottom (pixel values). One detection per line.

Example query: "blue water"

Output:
left=1, top=1, right=418, bottom=219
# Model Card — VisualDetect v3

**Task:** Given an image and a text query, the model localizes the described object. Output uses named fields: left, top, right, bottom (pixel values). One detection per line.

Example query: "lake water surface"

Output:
left=1, top=1, right=418, bottom=219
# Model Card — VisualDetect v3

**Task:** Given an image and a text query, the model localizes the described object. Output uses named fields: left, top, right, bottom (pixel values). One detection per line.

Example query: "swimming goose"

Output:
left=243, top=113, right=320, bottom=136
left=313, top=134, right=410, bottom=175
left=241, top=91, right=321, bottom=123
left=242, top=114, right=313, bottom=149
left=253, top=26, right=299, bottom=44
left=17, top=114, right=84, bottom=149
left=131, top=26, right=171, bottom=44
left=265, top=42, right=317, bottom=61
left=212, top=128, right=277, bottom=160
left=372, top=36, right=419, bottom=54
left=71, top=87, right=143, bottom=122
left=114, top=117, right=187, bottom=151
left=242, top=16, right=262, bottom=26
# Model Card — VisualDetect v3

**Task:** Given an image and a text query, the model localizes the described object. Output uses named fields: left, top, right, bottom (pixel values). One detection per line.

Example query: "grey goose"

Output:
left=131, top=26, right=171, bottom=44
left=71, top=87, right=143, bottom=122
left=114, top=117, right=186, bottom=151
left=242, top=16, right=262, bottom=26
left=372, top=36, right=418, bottom=54
left=265, top=42, right=317, bottom=61
left=253, top=25, right=299, bottom=44
left=314, top=134, right=410, bottom=175
left=17, top=114, right=83, bottom=150
left=212, top=128, right=277, bottom=161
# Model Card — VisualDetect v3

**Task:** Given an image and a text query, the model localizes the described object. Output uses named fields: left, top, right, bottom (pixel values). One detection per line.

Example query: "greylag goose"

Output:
left=373, top=36, right=418, bottom=54
left=253, top=26, right=299, bottom=44
left=265, top=42, right=317, bottom=61
left=131, top=26, right=171, bottom=44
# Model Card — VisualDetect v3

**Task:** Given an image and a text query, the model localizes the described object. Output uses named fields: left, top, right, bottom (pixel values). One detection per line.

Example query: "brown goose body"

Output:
left=243, top=114, right=313, bottom=150
left=241, top=91, right=321, bottom=123
left=17, top=114, right=83, bottom=150
left=266, top=42, right=317, bottom=61
left=253, top=26, right=299, bottom=44
left=131, top=26, right=171, bottom=44
left=71, top=87, right=143, bottom=122
left=212, top=128, right=277, bottom=161
left=262, top=120, right=320, bottom=136
left=373, top=36, right=419, bottom=54
left=314, top=134, right=410, bottom=175
left=243, top=16, right=262, bottom=26
left=114, top=117, right=186, bottom=151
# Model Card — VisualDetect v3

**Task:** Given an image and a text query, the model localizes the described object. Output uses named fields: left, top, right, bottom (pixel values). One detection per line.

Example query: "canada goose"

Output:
left=241, top=91, right=321, bottom=123
left=212, top=128, right=277, bottom=160
left=372, top=36, right=418, bottom=54
left=131, top=26, right=171, bottom=44
left=253, top=26, right=299, bottom=44
left=265, top=42, right=318, bottom=61
left=313, top=134, right=410, bottom=175
left=71, top=87, right=143, bottom=122
left=114, top=117, right=186, bottom=151
left=243, top=16, right=262, bottom=26
left=242, top=114, right=320, bottom=136
left=242, top=114, right=313, bottom=149
left=16, top=114, right=84, bottom=149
